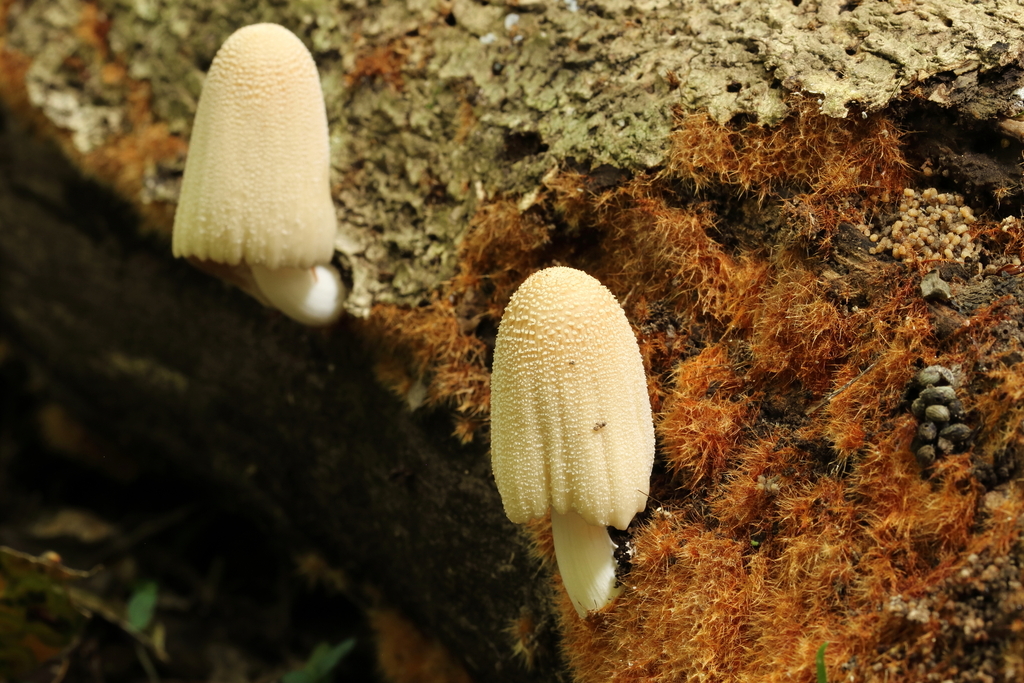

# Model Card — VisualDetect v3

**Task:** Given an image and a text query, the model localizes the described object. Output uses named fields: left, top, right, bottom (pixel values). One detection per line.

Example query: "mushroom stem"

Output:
left=551, top=509, right=623, bottom=618
left=250, top=263, right=346, bottom=326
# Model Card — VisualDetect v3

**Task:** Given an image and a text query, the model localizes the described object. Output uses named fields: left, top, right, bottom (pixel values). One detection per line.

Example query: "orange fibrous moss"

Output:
left=548, top=176, right=768, bottom=330
left=668, top=100, right=910, bottom=205
left=356, top=98, right=1024, bottom=680
left=557, top=418, right=991, bottom=683
left=975, top=365, right=1024, bottom=466
left=358, top=199, right=551, bottom=441
left=364, top=295, right=492, bottom=441
left=658, top=345, right=754, bottom=488
left=668, top=101, right=910, bottom=247
left=964, top=301, right=1024, bottom=469
left=560, top=514, right=754, bottom=682
left=750, top=265, right=854, bottom=394
left=452, top=198, right=552, bottom=313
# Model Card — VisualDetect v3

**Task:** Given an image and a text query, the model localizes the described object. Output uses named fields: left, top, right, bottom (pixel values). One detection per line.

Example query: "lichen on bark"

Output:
left=4, top=0, right=1023, bottom=315
left=6, top=0, right=128, bottom=153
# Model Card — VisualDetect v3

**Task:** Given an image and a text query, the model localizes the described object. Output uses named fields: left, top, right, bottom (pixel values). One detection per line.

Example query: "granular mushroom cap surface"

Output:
left=172, top=23, right=336, bottom=269
left=491, top=267, right=655, bottom=530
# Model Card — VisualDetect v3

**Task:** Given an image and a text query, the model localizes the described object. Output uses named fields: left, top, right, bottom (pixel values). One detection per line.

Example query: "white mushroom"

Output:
left=490, top=266, right=655, bottom=617
left=172, top=23, right=344, bottom=325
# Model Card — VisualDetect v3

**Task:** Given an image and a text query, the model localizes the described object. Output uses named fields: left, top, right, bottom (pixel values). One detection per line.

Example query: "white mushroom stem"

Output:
left=250, top=263, right=346, bottom=326
left=551, top=509, right=623, bottom=618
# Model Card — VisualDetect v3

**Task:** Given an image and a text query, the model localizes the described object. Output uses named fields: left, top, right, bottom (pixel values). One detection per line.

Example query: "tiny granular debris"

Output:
left=876, top=547, right=1024, bottom=683
left=859, top=188, right=979, bottom=264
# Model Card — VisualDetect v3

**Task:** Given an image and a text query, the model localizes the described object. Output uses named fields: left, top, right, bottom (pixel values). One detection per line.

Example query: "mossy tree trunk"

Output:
left=2, top=0, right=1024, bottom=681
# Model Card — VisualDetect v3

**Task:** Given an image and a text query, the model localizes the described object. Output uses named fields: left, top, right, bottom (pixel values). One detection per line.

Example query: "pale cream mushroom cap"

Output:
left=172, top=23, right=336, bottom=269
left=490, top=266, right=655, bottom=531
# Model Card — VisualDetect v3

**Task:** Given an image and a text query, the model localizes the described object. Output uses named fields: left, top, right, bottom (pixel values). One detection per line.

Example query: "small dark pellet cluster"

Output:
left=908, top=365, right=972, bottom=468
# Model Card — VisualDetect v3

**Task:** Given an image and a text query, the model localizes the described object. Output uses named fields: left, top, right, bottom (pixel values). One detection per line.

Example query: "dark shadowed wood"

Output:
left=0, top=106, right=562, bottom=683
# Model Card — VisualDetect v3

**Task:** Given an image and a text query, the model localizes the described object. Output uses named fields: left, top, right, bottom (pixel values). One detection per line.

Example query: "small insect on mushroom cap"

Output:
left=172, top=23, right=336, bottom=270
left=490, top=266, right=655, bottom=530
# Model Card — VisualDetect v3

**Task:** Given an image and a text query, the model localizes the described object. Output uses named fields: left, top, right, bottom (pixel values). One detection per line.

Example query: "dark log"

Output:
left=0, top=105, right=560, bottom=683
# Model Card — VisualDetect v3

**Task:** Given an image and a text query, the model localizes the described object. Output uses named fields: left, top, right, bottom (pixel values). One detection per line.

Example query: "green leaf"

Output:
left=306, top=640, right=356, bottom=680
left=816, top=642, right=828, bottom=683
left=282, top=639, right=355, bottom=683
left=126, top=581, right=159, bottom=632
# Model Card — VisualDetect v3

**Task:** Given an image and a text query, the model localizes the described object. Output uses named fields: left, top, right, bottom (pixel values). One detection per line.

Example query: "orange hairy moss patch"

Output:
left=548, top=176, right=769, bottom=330
left=749, top=265, right=856, bottom=395
left=452, top=198, right=551, bottom=317
left=668, top=100, right=909, bottom=205
left=363, top=296, right=492, bottom=437
left=974, top=364, right=1024, bottom=463
left=810, top=301, right=932, bottom=458
left=558, top=403, right=991, bottom=683
left=658, top=345, right=753, bottom=488
left=560, top=515, right=755, bottom=682
left=347, top=96, right=1017, bottom=680
left=667, top=101, right=910, bottom=248
left=358, top=198, right=551, bottom=441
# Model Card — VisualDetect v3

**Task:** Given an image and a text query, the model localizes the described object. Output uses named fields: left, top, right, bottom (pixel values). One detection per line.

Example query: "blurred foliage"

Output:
left=282, top=640, right=355, bottom=683
left=126, top=581, right=158, bottom=632
left=0, top=547, right=89, bottom=678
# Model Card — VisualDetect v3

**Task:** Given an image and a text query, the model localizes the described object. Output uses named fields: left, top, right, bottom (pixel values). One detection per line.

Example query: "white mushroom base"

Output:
left=251, top=263, right=345, bottom=326
left=551, top=509, right=623, bottom=618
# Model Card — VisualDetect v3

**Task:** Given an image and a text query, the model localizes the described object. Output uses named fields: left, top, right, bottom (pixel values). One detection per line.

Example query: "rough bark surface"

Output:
left=3, top=0, right=1023, bottom=313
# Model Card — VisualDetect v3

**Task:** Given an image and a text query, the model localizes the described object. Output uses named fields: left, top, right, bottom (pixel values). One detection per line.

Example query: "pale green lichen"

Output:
left=8, top=0, right=129, bottom=153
